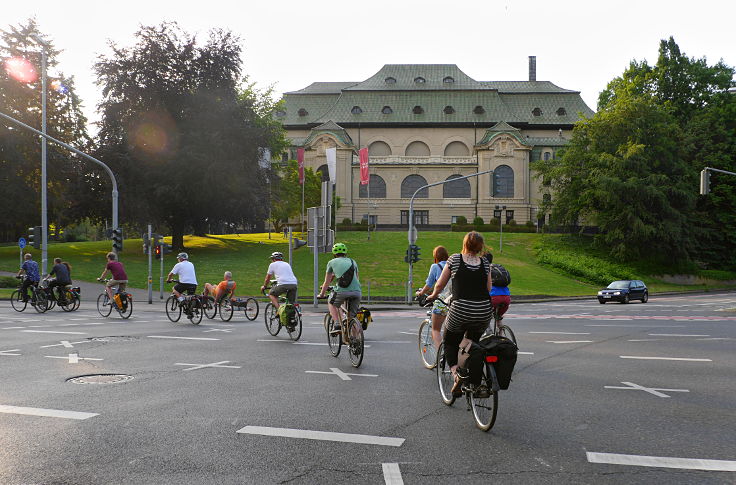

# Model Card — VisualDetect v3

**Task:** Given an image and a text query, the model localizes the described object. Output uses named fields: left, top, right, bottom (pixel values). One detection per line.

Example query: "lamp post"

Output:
left=495, top=204, right=506, bottom=252
left=30, top=35, right=48, bottom=273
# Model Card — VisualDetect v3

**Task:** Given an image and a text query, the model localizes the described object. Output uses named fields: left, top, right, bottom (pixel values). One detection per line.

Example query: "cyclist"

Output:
left=46, top=257, right=72, bottom=304
left=318, top=243, right=361, bottom=329
left=16, top=253, right=40, bottom=303
left=427, top=231, right=492, bottom=397
left=167, top=252, right=198, bottom=301
left=260, top=252, right=298, bottom=309
left=99, top=252, right=128, bottom=308
left=490, top=269, right=511, bottom=327
left=204, top=271, right=237, bottom=302
left=415, top=245, right=450, bottom=350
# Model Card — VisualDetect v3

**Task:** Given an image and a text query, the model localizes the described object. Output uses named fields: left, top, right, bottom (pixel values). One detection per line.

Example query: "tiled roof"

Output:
left=479, top=81, right=578, bottom=93
left=285, top=82, right=358, bottom=94
left=344, top=64, right=491, bottom=91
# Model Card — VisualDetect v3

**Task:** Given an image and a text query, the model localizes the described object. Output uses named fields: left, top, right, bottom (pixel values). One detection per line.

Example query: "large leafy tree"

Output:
left=94, top=22, right=283, bottom=249
left=268, top=159, right=322, bottom=231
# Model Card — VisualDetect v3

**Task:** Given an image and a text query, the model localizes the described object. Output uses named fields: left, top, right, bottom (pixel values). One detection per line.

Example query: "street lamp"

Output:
left=495, top=204, right=506, bottom=252
left=30, top=34, right=48, bottom=274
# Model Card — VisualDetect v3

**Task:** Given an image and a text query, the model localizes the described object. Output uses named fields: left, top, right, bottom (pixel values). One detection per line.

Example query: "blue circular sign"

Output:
left=18, top=237, right=26, bottom=249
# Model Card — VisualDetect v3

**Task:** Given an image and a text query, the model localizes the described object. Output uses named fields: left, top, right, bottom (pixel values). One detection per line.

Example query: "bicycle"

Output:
left=487, top=301, right=516, bottom=344
left=165, top=280, right=203, bottom=324
left=320, top=286, right=364, bottom=368
left=232, top=297, right=259, bottom=321
left=10, top=275, right=48, bottom=313
left=40, top=277, right=80, bottom=312
left=416, top=293, right=444, bottom=369
left=262, top=282, right=302, bottom=340
left=96, top=278, right=133, bottom=319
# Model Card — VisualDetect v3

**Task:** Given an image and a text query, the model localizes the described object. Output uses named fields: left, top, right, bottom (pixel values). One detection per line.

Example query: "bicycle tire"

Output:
left=264, top=303, right=280, bottom=336
left=418, top=319, right=437, bottom=369
left=97, top=293, right=113, bottom=317
left=244, top=298, right=259, bottom=321
left=470, top=363, right=498, bottom=432
left=203, top=296, right=217, bottom=319
left=188, top=298, right=203, bottom=325
left=59, top=289, right=74, bottom=312
left=347, top=318, right=364, bottom=368
left=287, top=312, right=302, bottom=341
left=219, top=298, right=234, bottom=322
left=436, top=343, right=456, bottom=406
left=165, top=295, right=182, bottom=322
left=45, top=291, right=56, bottom=311
left=10, top=290, right=27, bottom=312
left=119, top=294, right=133, bottom=319
left=325, top=313, right=342, bottom=357
left=34, top=290, right=49, bottom=313
left=498, top=325, right=517, bottom=345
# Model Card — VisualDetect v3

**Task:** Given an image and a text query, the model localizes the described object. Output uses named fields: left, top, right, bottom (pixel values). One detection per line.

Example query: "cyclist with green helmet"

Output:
left=318, top=242, right=361, bottom=326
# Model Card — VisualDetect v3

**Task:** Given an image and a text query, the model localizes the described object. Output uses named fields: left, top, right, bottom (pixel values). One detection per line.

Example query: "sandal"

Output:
left=451, top=373, right=463, bottom=397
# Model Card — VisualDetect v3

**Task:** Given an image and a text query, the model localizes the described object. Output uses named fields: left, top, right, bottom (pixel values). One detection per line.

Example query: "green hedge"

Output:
left=697, top=269, right=736, bottom=281
left=451, top=224, right=536, bottom=233
left=0, top=276, right=18, bottom=288
left=534, top=247, right=637, bottom=286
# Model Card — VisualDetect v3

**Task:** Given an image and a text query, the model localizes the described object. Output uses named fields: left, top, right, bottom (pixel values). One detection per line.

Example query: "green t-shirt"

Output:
left=326, top=257, right=361, bottom=293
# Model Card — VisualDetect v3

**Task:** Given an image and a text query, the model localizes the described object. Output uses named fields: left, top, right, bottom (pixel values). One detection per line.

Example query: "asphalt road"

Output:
left=0, top=293, right=734, bottom=484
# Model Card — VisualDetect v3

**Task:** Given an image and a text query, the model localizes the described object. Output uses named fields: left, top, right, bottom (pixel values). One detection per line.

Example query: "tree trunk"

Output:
left=172, top=225, right=185, bottom=251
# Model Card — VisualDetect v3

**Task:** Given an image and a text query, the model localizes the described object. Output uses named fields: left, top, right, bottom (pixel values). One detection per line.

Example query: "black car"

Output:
left=597, top=280, right=648, bottom=304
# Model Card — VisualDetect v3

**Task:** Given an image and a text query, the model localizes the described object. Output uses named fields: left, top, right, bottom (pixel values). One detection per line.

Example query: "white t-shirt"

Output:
left=171, top=261, right=197, bottom=285
left=267, top=261, right=298, bottom=285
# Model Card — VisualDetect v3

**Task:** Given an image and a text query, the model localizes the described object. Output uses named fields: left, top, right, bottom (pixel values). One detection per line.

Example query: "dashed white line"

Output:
left=586, top=451, right=736, bottom=471
left=0, top=404, right=98, bottom=420
left=0, top=349, right=21, bottom=356
left=648, top=333, right=710, bottom=337
left=382, top=463, right=404, bottom=485
left=236, top=425, right=404, bottom=447
left=619, top=356, right=712, bottom=362
left=45, top=355, right=103, bottom=362
left=547, top=340, right=594, bottom=344
left=22, top=330, right=87, bottom=335
left=147, top=336, right=220, bottom=341
left=530, top=331, right=590, bottom=335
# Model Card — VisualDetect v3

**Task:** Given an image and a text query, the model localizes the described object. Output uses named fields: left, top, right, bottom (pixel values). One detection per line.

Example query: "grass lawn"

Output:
left=0, top=231, right=731, bottom=298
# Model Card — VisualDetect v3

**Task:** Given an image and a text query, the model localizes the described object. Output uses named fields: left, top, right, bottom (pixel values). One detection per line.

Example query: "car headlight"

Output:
left=614, top=291, right=621, bottom=296
left=598, top=291, right=603, bottom=295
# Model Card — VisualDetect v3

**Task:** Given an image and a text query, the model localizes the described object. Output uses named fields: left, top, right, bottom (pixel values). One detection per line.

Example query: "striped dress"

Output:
left=445, top=253, right=492, bottom=333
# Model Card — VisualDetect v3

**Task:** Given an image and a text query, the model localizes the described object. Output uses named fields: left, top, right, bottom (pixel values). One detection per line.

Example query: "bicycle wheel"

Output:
left=418, top=319, right=437, bottom=369
left=59, top=289, right=74, bottom=312
left=189, top=299, right=203, bottom=325
left=165, top=295, right=182, bottom=322
left=497, top=325, right=517, bottom=345
left=71, top=293, right=81, bottom=311
left=34, top=290, right=49, bottom=313
left=119, top=294, right=133, bottom=319
left=10, top=290, right=27, bottom=312
left=325, top=313, right=342, bottom=357
left=45, top=291, right=56, bottom=311
left=244, top=298, right=259, bottom=321
left=436, top=343, right=456, bottom=406
left=264, top=303, right=280, bottom=336
left=287, top=311, right=302, bottom=341
left=203, top=296, right=217, bottom=319
left=97, top=293, right=112, bottom=317
left=347, top=318, right=364, bottom=368
left=219, top=298, right=234, bottom=322
left=470, top=363, right=498, bottom=432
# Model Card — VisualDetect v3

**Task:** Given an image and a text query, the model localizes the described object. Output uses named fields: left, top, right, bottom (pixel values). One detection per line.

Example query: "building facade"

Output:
left=277, top=59, right=594, bottom=228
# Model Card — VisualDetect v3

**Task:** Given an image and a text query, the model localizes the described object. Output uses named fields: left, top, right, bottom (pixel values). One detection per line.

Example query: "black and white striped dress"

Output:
left=445, top=253, right=492, bottom=333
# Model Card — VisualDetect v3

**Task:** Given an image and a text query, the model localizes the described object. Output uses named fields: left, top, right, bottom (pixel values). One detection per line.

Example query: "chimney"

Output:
left=528, top=56, right=536, bottom=81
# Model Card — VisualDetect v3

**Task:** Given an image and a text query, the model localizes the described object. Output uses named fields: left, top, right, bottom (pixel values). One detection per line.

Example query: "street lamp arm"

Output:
left=704, top=167, right=736, bottom=177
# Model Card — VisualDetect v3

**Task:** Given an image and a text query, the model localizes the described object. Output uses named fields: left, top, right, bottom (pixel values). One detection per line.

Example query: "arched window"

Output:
left=351, top=106, right=363, bottom=114
left=405, top=141, right=430, bottom=156
left=443, top=174, right=471, bottom=198
left=444, top=141, right=469, bottom=156
left=316, top=164, right=330, bottom=182
left=414, top=77, right=425, bottom=84
left=443, top=106, right=455, bottom=114
left=298, top=108, right=308, bottom=117
left=492, top=165, right=514, bottom=198
left=473, top=105, right=485, bottom=114
left=359, top=175, right=386, bottom=198
left=543, top=152, right=551, bottom=161
left=382, top=106, right=393, bottom=114
left=368, top=141, right=391, bottom=156
left=275, top=110, right=286, bottom=118
left=401, top=174, right=429, bottom=198
left=385, top=77, right=396, bottom=84
left=443, top=76, right=455, bottom=84
left=532, top=107, right=542, bottom=117
left=556, top=107, right=566, bottom=116
left=412, top=106, right=424, bottom=114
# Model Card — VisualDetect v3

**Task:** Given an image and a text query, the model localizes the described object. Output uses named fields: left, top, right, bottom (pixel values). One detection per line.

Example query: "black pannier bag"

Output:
left=490, top=263, right=511, bottom=287
left=467, top=335, right=518, bottom=389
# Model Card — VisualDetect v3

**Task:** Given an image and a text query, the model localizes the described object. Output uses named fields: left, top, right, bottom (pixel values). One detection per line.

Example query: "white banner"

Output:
left=325, top=147, right=336, bottom=182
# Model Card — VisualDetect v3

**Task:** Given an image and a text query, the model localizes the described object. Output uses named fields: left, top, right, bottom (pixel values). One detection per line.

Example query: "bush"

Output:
left=525, top=220, right=535, bottom=228
left=0, top=276, right=18, bottom=288
left=534, top=246, right=637, bottom=286
left=454, top=216, right=467, bottom=225
left=508, top=219, right=517, bottom=226
left=472, top=216, right=484, bottom=226
left=342, top=218, right=352, bottom=225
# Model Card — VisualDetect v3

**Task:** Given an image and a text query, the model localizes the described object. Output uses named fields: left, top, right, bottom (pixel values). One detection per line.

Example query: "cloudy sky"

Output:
left=4, top=0, right=735, bottom=129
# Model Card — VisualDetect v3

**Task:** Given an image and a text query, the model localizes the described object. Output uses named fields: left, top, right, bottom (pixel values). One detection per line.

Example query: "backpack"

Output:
left=490, top=263, right=511, bottom=287
left=467, top=335, right=518, bottom=389
left=337, top=259, right=356, bottom=288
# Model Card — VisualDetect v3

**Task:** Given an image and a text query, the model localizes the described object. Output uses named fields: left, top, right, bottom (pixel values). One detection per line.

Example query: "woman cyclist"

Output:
left=415, top=246, right=450, bottom=350
left=427, top=231, right=492, bottom=397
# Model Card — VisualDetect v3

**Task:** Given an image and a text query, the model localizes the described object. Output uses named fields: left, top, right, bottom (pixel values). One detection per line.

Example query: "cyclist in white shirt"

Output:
left=166, top=252, right=198, bottom=301
left=260, top=252, right=298, bottom=309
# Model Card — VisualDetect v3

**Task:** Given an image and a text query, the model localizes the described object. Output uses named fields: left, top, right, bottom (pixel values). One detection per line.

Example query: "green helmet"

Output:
left=332, top=242, right=348, bottom=255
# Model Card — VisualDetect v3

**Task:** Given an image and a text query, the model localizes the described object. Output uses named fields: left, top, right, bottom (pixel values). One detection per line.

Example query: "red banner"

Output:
left=297, top=148, right=305, bottom=185
left=359, top=148, right=369, bottom=185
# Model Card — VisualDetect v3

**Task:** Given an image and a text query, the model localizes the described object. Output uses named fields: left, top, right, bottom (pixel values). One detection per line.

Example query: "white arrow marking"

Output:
left=604, top=381, right=689, bottom=398
left=305, top=367, right=379, bottom=381
left=203, top=328, right=232, bottom=333
left=174, top=361, right=241, bottom=371
left=0, top=349, right=21, bottom=356
left=236, top=425, right=404, bottom=447
left=44, top=355, right=103, bottom=363
left=40, top=340, right=89, bottom=349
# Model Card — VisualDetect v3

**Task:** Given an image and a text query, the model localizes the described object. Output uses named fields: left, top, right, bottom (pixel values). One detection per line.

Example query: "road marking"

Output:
left=628, top=339, right=662, bottom=342
left=585, top=324, right=685, bottom=327
left=174, top=361, right=241, bottom=371
left=27, top=324, right=51, bottom=328
left=3, top=326, right=26, bottom=329
left=147, top=336, right=220, bottom=341
left=530, top=331, right=590, bottom=335
left=236, top=425, right=404, bottom=447
left=69, top=318, right=88, bottom=321
left=305, top=368, right=379, bottom=381
left=382, top=463, right=404, bottom=485
left=22, top=330, right=87, bottom=335
left=203, top=328, right=232, bottom=333
left=40, top=340, right=89, bottom=349
left=586, top=452, right=736, bottom=471
left=0, top=404, right=98, bottom=420
left=0, top=349, right=21, bottom=356
left=604, top=381, right=689, bottom=398
left=697, top=337, right=731, bottom=341
left=546, top=340, right=594, bottom=344
left=45, top=355, right=103, bottom=363
left=365, top=340, right=411, bottom=344
left=620, top=356, right=712, bottom=362
left=399, top=331, right=417, bottom=336
left=648, top=333, right=710, bottom=337
left=518, top=351, right=535, bottom=355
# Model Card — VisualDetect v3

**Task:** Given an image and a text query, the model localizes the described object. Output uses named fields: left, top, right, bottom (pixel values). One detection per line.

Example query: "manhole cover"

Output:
left=89, top=336, right=138, bottom=342
left=67, top=374, right=134, bottom=385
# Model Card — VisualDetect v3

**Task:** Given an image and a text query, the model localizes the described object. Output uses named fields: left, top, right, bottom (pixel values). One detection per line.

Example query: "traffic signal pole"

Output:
left=147, top=224, right=152, bottom=304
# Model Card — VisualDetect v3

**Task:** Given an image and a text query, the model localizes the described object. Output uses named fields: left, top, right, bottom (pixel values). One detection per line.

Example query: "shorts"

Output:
left=432, top=299, right=449, bottom=316
left=174, top=283, right=197, bottom=295
left=491, top=295, right=511, bottom=317
left=270, top=284, right=297, bottom=304
left=329, top=290, right=361, bottom=319
left=107, top=279, right=127, bottom=291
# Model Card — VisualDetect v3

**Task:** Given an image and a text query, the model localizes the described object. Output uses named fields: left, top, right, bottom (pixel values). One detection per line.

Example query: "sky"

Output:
left=3, top=0, right=735, bottom=131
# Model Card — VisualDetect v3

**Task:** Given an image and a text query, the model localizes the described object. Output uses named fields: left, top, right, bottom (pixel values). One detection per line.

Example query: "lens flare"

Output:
left=4, top=57, right=38, bottom=83
left=128, top=111, right=177, bottom=159
left=51, top=80, right=69, bottom=94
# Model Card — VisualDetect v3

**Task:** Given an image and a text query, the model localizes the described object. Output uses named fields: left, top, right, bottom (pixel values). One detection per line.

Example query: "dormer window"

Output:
left=275, top=110, right=286, bottom=118
left=556, top=107, right=566, bottom=116
left=532, top=107, right=542, bottom=117
left=382, top=106, right=393, bottom=114
left=443, top=106, right=455, bottom=115
left=443, top=76, right=455, bottom=84
left=351, top=106, right=363, bottom=114
left=414, top=77, right=426, bottom=84
left=473, top=105, right=485, bottom=114
left=298, top=108, right=308, bottom=117
left=385, top=77, right=396, bottom=84
left=412, top=106, right=424, bottom=114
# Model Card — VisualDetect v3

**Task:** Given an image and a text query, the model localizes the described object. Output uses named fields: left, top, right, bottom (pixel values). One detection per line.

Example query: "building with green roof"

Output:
left=277, top=58, right=594, bottom=228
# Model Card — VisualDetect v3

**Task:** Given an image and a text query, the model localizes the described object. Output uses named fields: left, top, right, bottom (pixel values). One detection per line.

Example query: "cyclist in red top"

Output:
left=99, top=252, right=128, bottom=306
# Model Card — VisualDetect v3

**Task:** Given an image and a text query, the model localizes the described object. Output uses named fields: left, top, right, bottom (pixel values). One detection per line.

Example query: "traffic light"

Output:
left=142, top=233, right=150, bottom=255
left=154, top=244, right=162, bottom=259
left=409, top=244, right=421, bottom=263
left=700, top=169, right=711, bottom=195
left=112, top=228, right=123, bottom=252
left=404, top=246, right=410, bottom=263
left=28, top=226, right=41, bottom=249
left=292, top=238, right=307, bottom=250
left=161, top=242, right=173, bottom=255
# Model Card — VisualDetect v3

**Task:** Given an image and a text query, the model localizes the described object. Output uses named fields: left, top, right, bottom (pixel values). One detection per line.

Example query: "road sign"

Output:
left=18, top=237, right=26, bottom=249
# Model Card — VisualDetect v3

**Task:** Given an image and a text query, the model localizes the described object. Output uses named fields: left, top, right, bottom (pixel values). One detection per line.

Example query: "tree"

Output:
left=94, top=23, right=284, bottom=249
left=268, top=159, right=321, bottom=231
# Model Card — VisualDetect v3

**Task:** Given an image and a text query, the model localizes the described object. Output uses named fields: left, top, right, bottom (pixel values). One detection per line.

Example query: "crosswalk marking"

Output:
left=236, top=425, right=404, bottom=447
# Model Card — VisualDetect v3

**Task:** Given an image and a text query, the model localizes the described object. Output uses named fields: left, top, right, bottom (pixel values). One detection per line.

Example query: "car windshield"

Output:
left=607, top=281, right=630, bottom=289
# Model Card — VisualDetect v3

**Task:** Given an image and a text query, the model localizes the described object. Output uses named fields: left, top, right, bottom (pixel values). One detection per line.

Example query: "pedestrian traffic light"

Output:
left=409, top=244, right=421, bottom=263
left=28, top=226, right=41, bottom=249
left=700, top=169, right=711, bottom=195
left=112, top=228, right=123, bottom=252
left=161, top=242, right=173, bottom=255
